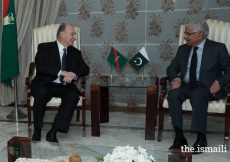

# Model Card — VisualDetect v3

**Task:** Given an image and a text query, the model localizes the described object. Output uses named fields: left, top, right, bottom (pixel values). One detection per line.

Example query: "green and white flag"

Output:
left=1, top=0, right=19, bottom=87
left=129, top=47, right=149, bottom=72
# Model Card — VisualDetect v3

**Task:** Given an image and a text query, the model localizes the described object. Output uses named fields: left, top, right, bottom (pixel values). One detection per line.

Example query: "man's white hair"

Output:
left=186, top=19, right=209, bottom=38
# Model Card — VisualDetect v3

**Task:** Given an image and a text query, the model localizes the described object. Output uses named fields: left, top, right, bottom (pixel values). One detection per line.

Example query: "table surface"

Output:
left=99, top=76, right=156, bottom=88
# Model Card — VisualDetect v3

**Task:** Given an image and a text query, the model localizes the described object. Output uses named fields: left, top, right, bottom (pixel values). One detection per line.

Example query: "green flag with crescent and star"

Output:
left=107, top=47, right=128, bottom=71
left=129, top=47, right=149, bottom=72
left=1, top=0, right=19, bottom=87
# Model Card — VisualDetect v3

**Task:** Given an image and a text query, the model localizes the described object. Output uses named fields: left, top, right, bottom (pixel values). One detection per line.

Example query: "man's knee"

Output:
left=33, top=86, right=51, bottom=99
left=167, top=89, right=182, bottom=100
left=190, top=90, right=208, bottom=102
left=66, top=91, right=80, bottom=103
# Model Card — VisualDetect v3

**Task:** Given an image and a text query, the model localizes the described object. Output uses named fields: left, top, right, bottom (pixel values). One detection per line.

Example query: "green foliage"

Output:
left=97, top=157, right=104, bottom=162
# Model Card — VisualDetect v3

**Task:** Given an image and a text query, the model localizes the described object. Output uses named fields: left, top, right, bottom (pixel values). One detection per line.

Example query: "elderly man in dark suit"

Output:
left=167, top=19, right=230, bottom=153
left=31, top=23, right=89, bottom=143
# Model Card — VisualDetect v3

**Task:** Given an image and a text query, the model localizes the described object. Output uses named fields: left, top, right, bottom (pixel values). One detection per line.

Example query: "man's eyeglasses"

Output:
left=184, top=32, right=198, bottom=36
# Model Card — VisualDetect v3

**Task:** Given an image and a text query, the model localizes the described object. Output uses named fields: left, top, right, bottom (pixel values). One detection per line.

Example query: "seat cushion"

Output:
left=30, top=96, right=82, bottom=107
left=163, top=95, right=227, bottom=113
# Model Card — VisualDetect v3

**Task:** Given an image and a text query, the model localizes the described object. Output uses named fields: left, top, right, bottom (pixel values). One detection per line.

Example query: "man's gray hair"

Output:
left=186, top=19, right=209, bottom=38
left=56, top=23, right=67, bottom=39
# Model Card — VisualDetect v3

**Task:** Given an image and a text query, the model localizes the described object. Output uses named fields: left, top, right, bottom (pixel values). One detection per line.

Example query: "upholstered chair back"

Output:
left=32, top=24, right=80, bottom=61
left=178, top=19, right=230, bottom=53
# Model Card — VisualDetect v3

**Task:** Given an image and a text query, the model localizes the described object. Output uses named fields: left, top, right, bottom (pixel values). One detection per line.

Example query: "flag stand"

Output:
left=6, top=77, right=27, bottom=119
left=110, top=64, right=113, bottom=80
left=141, top=67, right=146, bottom=82
left=141, top=74, right=146, bottom=82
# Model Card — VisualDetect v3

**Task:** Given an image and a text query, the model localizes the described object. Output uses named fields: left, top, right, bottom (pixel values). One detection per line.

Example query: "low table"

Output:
left=0, top=136, right=192, bottom=162
left=90, top=76, right=158, bottom=140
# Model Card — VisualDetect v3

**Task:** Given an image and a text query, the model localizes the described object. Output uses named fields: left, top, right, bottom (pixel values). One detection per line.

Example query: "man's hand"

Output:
left=171, top=78, right=182, bottom=89
left=210, top=81, right=220, bottom=96
left=63, top=76, right=73, bottom=84
left=61, top=71, right=77, bottom=80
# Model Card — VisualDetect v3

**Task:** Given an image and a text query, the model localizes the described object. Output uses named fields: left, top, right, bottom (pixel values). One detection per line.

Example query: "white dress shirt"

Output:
left=53, top=40, right=67, bottom=84
left=183, top=39, right=206, bottom=83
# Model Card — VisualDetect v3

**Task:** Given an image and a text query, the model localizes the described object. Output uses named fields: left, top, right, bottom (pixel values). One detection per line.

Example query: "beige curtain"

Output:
left=0, top=0, right=62, bottom=106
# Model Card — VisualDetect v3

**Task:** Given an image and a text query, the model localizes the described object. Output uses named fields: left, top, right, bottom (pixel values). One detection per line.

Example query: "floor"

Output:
left=0, top=106, right=230, bottom=162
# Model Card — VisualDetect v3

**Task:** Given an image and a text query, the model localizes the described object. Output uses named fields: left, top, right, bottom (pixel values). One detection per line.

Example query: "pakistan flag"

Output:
left=129, top=47, right=149, bottom=72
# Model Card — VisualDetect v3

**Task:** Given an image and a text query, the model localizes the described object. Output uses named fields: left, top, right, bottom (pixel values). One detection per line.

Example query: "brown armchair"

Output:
left=157, top=19, right=230, bottom=150
left=25, top=24, right=86, bottom=137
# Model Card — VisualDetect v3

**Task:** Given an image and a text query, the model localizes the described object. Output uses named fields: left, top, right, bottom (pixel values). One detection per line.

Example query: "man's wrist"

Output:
left=171, top=78, right=180, bottom=84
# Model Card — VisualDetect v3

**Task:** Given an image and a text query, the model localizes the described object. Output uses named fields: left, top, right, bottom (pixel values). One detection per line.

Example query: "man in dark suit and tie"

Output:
left=167, top=19, right=230, bottom=153
left=31, top=23, right=89, bottom=143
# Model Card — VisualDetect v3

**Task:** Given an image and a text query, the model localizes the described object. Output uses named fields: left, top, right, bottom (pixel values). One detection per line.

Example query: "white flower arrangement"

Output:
left=15, top=157, right=49, bottom=162
left=98, top=145, right=155, bottom=162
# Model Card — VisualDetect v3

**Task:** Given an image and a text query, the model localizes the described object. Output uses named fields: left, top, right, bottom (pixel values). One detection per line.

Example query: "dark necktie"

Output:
left=189, top=47, right=198, bottom=91
left=60, top=48, right=67, bottom=84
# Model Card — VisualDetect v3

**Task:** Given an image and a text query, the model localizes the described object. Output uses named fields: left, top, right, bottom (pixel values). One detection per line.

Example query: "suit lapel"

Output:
left=199, top=39, right=212, bottom=76
left=52, top=41, right=61, bottom=69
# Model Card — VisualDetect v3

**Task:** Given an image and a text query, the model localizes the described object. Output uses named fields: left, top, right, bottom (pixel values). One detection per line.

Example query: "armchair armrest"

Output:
left=79, top=76, right=86, bottom=85
left=25, top=62, right=35, bottom=89
left=227, top=80, right=230, bottom=93
left=159, top=76, right=169, bottom=100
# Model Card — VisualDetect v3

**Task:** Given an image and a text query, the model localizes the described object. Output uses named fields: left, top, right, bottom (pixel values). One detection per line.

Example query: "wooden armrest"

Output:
left=25, top=62, right=35, bottom=89
left=227, top=80, right=230, bottom=93
left=160, top=76, right=169, bottom=85
left=25, top=77, right=30, bottom=86
left=160, top=76, right=169, bottom=91
left=79, top=76, right=86, bottom=85
left=28, top=62, right=35, bottom=77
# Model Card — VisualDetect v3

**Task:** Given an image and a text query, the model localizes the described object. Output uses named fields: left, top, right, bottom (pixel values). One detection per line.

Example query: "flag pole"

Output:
left=109, top=44, right=113, bottom=80
left=6, top=78, right=27, bottom=119
left=141, top=45, right=146, bottom=82
left=110, top=64, right=113, bottom=80
left=141, top=68, right=146, bottom=82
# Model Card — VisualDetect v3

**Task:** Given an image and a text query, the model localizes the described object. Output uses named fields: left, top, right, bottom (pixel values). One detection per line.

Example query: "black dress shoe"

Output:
left=169, top=136, right=188, bottom=149
left=32, top=130, right=41, bottom=142
left=46, top=131, right=58, bottom=143
left=192, top=137, right=207, bottom=154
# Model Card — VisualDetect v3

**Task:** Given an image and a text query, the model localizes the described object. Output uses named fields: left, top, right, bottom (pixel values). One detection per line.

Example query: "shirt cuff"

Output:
left=171, top=78, right=180, bottom=84
left=57, top=70, right=61, bottom=76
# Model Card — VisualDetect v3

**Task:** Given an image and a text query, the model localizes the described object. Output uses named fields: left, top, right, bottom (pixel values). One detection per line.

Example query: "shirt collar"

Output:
left=197, top=38, right=206, bottom=49
left=56, top=40, right=67, bottom=54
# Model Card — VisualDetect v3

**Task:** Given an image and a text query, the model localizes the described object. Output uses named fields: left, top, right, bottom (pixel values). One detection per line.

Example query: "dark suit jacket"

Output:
left=167, top=39, right=230, bottom=99
left=31, top=41, right=89, bottom=96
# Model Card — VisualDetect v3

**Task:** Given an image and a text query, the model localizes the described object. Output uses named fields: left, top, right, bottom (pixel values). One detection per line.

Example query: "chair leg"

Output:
left=27, top=103, right=32, bottom=137
left=76, top=110, right=80, bottom=122
left=224, top=105, right=230, bottom=150
left=82, top=105, right=86, bottom=137
left=157, top=99, right=165, bottom=142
